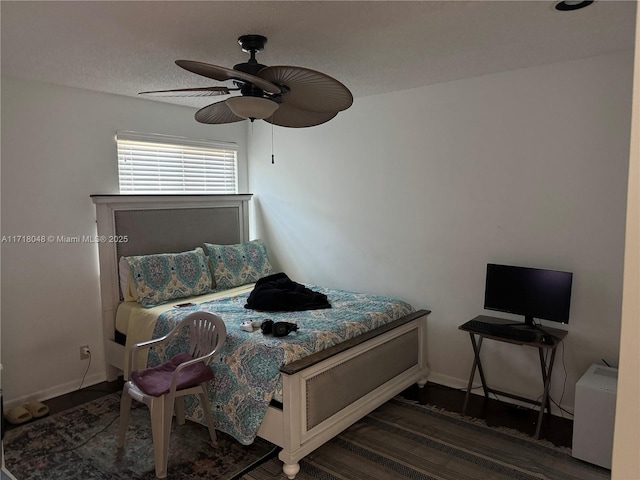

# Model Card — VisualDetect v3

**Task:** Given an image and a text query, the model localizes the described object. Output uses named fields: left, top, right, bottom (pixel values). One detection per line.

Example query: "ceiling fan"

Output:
left=140, top=34, right=353, bottom=128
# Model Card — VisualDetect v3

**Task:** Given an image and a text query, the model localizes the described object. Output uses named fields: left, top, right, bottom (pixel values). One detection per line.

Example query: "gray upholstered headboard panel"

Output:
left=92, top=194, right=252, bottom=328
left=114, top=206, right=241, bottom=259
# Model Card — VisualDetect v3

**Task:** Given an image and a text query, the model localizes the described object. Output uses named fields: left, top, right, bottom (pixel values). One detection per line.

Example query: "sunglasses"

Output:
left=261, top=319, right=299, bottom=337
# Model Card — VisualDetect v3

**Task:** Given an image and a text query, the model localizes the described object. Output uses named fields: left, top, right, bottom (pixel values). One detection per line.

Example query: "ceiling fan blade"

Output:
left=264, top=103, right=338, bottom=128
left=139, top=86, right=231, bottom=97
left=176, top=60, right=281, bottom=95
left=194, top=99, right=244, bottom=124
left=258, top=66, right=353, bottom=113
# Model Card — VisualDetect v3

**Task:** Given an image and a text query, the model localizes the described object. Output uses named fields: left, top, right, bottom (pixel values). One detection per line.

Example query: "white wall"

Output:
left=248, top=51, right=633, bottom=414
left=0, top=76, right=248, bottom=405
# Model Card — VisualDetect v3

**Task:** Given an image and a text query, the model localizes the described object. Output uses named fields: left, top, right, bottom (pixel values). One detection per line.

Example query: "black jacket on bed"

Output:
left=244, top=272, right=331, bottom=312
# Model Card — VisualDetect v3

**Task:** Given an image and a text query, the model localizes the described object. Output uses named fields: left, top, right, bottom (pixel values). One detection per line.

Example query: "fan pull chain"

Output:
left=271, top=123, right=275, bottom=164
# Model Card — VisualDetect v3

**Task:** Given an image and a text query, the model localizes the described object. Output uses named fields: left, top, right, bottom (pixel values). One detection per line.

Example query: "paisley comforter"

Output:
left=147, top=285, right=415, bottom=444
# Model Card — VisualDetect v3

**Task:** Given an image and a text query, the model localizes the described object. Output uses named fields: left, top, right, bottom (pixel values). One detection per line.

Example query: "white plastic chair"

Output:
left=118, top=311, right=227, bottom=479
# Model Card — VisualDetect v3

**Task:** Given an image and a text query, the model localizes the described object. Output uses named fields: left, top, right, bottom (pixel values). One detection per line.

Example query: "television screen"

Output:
left=484, top=264, right=573, bottom=325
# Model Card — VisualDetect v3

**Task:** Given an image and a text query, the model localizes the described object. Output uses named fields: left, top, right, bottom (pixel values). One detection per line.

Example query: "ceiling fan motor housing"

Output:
left=233, top=35, right=269, bottom=75
left=233, top=61, right=268, bottom=75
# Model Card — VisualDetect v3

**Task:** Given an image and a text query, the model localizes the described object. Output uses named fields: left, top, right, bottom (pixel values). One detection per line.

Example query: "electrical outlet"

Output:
left=79, top=345, right=90, bottom=360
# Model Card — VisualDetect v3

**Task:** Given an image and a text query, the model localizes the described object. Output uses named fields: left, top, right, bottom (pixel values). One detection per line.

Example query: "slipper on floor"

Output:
left=24, top=401, right=49, bottom=418
left=4, top=405, right=33, bottom=425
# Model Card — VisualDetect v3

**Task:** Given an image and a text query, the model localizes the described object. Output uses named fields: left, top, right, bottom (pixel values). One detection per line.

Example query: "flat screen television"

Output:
left=484, top=263, right=573, bottom=326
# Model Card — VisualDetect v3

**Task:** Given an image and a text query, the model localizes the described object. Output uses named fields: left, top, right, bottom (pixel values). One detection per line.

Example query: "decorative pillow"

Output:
left=126, top=248, right=213, bottom=307
left=204, top=239, right=273, bottom=291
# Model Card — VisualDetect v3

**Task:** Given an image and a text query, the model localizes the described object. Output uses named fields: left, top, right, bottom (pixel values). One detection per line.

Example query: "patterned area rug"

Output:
left=4, top=393, right=610, bottom=480
left=243, top=397, right=610, bottom=480
left=3, top=392, right=277, bottom=479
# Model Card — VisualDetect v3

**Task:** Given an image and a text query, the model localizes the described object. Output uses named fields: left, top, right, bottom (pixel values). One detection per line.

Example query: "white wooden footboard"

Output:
left=257, top=310, right=429, bottom=479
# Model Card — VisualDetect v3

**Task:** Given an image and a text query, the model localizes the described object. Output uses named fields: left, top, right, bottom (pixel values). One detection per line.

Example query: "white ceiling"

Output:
left=1, top=1, right=636, bottom=109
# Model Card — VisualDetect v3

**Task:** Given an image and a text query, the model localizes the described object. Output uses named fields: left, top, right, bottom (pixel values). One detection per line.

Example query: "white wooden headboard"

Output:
left=91, top=194, right=252, bottom=379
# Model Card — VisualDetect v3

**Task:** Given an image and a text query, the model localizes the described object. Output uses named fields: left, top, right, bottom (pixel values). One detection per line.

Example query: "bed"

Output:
left=91, top=194, right=430, bottom=479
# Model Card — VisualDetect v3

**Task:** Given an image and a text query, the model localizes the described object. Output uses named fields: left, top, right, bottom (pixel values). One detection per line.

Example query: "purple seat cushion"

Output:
left=131, top=352, right=214, bottom=397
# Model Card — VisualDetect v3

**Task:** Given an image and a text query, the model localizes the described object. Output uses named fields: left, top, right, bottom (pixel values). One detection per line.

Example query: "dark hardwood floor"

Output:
left=43, top=378, right=125, bottom=416
left=3, top=378, right=124, bottom=433
left=401, top=382, right=573, bottom=448
left=6, top=379, right=572, bottom=448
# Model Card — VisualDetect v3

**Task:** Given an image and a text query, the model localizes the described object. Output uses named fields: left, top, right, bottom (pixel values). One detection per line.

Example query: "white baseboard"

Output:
left=427, top=370, right=568, bottom=417
left=3, top=371, right=108, bottom=411
left=427, top=371, right=477, bottom=391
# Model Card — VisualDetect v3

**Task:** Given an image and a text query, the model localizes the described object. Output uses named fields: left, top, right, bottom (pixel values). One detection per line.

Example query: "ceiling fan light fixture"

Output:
left=225, top=96, right=279, bottom=120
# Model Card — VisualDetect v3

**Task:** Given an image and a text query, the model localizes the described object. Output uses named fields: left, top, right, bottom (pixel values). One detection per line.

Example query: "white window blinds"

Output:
left=117, top=131, right=238, bottom=194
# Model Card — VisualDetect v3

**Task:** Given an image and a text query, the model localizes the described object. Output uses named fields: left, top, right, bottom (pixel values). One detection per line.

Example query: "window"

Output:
left=117, top=131, right=238, bottom=194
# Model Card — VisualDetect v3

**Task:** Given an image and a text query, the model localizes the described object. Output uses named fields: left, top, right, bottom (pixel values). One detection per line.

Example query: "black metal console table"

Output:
left=458, top=315, right=568, bottom=439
